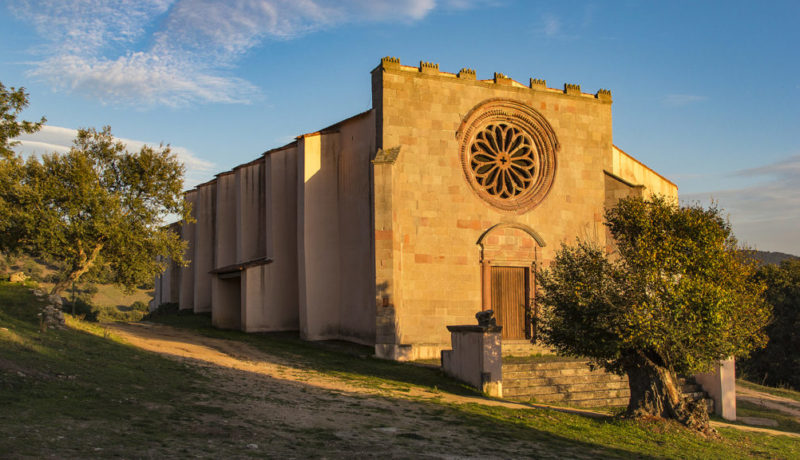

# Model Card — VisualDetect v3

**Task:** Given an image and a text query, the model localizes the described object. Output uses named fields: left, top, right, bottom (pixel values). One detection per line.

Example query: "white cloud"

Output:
left=9, top=0, right=483, bottom=107
left=662, top=94, right=708, bottom=107
left=12, top=125, right=215, bottom=188
left=682, top=154, right=800, bottom=255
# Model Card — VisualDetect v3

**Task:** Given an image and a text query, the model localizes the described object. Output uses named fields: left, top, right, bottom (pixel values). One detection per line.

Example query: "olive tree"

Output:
left=0, top=82, right=45, bottom=159
left=4, top=126, right=190, bottom=295
left=537, top=196, right=769, bottom=434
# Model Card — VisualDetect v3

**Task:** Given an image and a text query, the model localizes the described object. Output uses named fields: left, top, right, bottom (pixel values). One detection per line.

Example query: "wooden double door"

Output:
left=490, top=266, right=531, bottom=340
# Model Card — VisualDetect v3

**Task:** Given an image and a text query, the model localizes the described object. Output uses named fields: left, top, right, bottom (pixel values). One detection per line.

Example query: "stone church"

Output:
left=153, top=57, right=677, bottom=361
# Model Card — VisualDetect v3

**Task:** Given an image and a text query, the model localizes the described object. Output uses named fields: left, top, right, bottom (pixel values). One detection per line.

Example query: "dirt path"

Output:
left=106, top=322, right=799, bottom=458
left=108, top=322, right=603, bottom=459
left=737, top=386, right=800, bottom=419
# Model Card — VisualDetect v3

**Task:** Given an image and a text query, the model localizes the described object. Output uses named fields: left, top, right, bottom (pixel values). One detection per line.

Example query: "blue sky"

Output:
left=1, top=0, right=798, bottom=254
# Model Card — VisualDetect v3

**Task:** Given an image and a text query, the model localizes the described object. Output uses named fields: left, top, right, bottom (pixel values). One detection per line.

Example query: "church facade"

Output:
left=152, top=57, right=677, bottom=360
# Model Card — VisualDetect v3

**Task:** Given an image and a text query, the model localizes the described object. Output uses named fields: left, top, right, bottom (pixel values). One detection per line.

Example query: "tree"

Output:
left=3, top=126, right=190, bottom=295
left=740, top=259, right=800, bottom=390
left=537, top=196, right=769, bottom=434
left=1, top=82, right=45, bottom=247
left=0, top=82, right=45, bottom=159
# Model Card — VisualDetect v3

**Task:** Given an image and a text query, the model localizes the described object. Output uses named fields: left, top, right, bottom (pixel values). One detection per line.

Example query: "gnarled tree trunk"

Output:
left=623, top=352, right=715, bottom=436
left=50, top=243, right=104, bottom=296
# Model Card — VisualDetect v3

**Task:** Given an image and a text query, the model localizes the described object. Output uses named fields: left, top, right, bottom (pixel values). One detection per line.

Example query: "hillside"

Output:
left=0, top=253, right=152, bottom=310
left=1, top=282, right=798, bottom=458
left=745, top=250, right=800, bottom=266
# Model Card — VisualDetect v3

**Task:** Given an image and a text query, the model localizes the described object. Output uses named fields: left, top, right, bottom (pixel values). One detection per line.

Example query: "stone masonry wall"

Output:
left=373, top=59, right=615, bottom=358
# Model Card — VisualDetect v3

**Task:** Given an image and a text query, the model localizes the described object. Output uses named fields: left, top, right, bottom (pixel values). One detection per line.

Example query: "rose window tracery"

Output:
left=458, top=100, right=559, bottom=213
left=470, top=123, right=537, bottom=199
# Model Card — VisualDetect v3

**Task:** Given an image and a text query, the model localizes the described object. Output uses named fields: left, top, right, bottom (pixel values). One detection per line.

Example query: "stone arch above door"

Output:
left=477, top=223, right=545, bottom=263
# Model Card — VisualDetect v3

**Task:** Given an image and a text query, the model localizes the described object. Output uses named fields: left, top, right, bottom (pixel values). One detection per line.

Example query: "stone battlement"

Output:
left=375, top=56, right=612, bottom=101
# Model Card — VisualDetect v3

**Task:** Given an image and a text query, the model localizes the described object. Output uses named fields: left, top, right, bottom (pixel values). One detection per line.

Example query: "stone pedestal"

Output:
left=441, top=325, right=503, bottom=397
left=694, top=358, right=736, bottom=421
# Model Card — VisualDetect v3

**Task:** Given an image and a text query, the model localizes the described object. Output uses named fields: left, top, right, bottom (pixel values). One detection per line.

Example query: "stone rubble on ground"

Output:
left=9, top=271, right=28, bottom=283
left=32, top=291, right=67, bottom=330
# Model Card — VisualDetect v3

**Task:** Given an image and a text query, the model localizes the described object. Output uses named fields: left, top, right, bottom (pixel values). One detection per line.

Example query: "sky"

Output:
left=1, top=0, right=798, bottom=255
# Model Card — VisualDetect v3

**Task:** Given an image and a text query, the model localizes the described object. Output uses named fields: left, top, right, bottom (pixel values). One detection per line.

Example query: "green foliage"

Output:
left=0, top=82, right=45, bottom=159
left=538, top=196, right=770, bottom=376
left=1, top=125, right=190, bottom=294
left=740, top=259, right=800, bottom=390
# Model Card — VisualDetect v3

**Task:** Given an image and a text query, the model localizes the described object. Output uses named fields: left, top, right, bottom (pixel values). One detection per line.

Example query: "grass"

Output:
left=2, top=281, right=799, bottom=458
left=738, top=379, right=800, bottom=403
left=0, top=281, right=229, bottom=458
left=735, top=401, right=800, bottom=434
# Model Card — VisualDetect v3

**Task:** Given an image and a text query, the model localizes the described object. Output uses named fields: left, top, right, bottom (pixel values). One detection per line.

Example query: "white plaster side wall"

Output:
left=296, top=113, right=376, bottom=344
left=242, top=265, right=298, bottom=332
left=211, top=173, right=240, bottom=329
left=235, top=160, right=266, bottom=264
left=152, top=256, right=167, bottom=308
left=168, top=259, right=180, bottom=303
left=179, top=190, right=197, bottom=311
left=193, top=183, right=216, bottom=313
left=611, top=146, right=678, bottom=198
left=297, top=133, right=343, bottom=341
left=215, top=174, right=238, bottom=269
left=241, top=147, right=300, bottom=332
left=211, top=276, right=241, bottom=329
left=336, top=113, right=377, bottom=344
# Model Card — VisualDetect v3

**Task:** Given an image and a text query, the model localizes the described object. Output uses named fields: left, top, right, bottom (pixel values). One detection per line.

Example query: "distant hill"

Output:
left=744, top=250, right=800, bottom=266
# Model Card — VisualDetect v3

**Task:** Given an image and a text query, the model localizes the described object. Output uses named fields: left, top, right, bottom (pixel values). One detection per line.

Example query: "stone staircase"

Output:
left=502, top=358, right=713, bottom=410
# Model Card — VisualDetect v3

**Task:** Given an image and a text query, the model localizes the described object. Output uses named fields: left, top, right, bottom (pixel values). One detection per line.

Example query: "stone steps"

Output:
left=502, top=358, right=714, bottom=411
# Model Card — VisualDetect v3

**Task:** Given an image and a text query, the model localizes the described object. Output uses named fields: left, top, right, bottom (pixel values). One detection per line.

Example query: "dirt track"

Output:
left=107, top=322, right=585, bottom=459
left=106, top=321, right=800, bottom=458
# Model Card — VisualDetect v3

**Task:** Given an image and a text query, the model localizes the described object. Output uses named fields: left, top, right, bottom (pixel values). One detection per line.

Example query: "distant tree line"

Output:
left=739, top=259, right=800, bottom=390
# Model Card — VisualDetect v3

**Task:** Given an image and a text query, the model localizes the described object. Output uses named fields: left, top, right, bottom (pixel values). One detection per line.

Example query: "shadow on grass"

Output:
left=145, top=311, right=478, bottom=396
left=3, top=291, right=796, bottom=458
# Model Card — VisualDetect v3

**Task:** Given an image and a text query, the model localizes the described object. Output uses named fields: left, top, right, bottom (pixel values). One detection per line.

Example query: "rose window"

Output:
left=458, top=99, right=559, bottom=213
left=470, top=124, right=537, bottom=199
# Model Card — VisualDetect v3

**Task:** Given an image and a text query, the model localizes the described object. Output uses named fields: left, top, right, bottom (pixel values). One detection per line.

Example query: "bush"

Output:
left=143, top=302, right=179, bottom=319
left=63, top=298, right=149, bottom=323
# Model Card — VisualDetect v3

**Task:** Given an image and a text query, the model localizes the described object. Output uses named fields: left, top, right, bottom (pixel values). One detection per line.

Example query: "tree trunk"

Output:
left=624, top=353, right=715, bottom=436
left=50, top=243, right=104, bottom=297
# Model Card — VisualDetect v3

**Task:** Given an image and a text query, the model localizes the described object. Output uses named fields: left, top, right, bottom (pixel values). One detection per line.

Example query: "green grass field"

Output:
left=1, top=281, right=798, bottom=458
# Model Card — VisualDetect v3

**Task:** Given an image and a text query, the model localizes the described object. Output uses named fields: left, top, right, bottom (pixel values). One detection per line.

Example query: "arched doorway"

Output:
left=477, top=223, right=545, bottom=341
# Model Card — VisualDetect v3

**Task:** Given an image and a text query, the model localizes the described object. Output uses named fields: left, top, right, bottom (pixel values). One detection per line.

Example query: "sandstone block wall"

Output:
left=371, top=59, right=672, bottom=359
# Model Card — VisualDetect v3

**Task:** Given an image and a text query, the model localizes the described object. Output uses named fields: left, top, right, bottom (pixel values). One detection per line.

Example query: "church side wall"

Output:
left=297, top=113, right=376, bottom=344
left=211, top=173, right=241, bottom=329
left=178, top=190, right=197, bottom=311
left=235, top=160, right=266, bottom=264
left=242, top=147, right=300, bottom=332
left=336, top=112, right=376, bottom=344
left=193, top=182, right=216, bottom=313
left=297, top=133, right=342, bottom=340
left=374, top=63, right=613, bottom=358
left=611, top=146, right=677, bottom=198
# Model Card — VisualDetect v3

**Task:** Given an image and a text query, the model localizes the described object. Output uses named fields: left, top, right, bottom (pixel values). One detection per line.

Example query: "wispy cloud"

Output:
left=12, top=125, right=215, bottom=187
left=682, top=154, right=800, bottom=255
left=662, top=94, right=708, bottom=107
left=9, top=0, right=487, bottom=107
left=542, top=14, right=561, bottom=37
